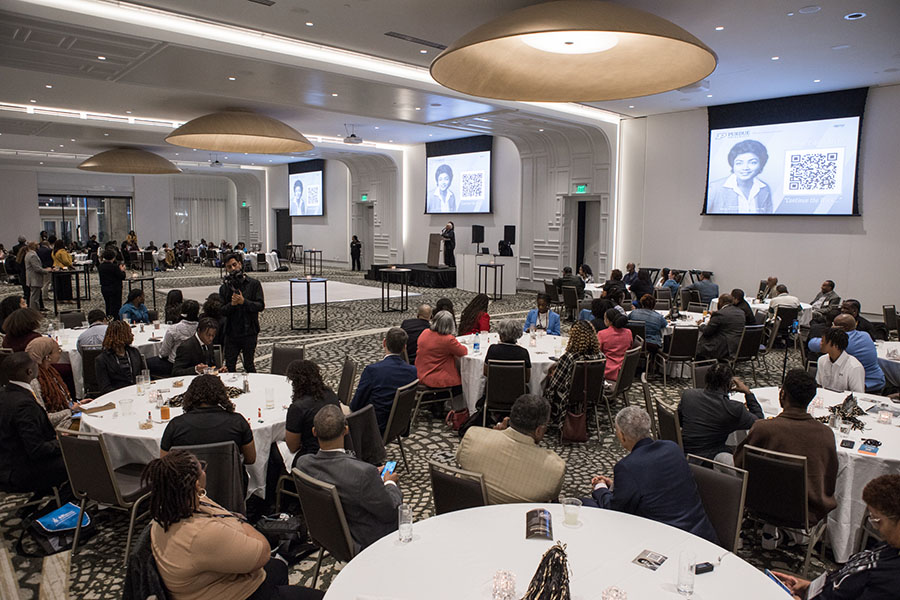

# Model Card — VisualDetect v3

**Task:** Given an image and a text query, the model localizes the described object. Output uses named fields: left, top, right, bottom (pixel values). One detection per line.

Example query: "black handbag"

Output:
left=255, top=513, right=317, bottom=566
left=561, top=365, right=588, bottom=443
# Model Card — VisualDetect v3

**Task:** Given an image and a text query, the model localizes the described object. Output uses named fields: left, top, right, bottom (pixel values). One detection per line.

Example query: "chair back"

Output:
left=806, top=360, right=818, bottom=379
left=60, top=311, right=86, bottom=329
left=667, top=327, right=700, bottom=360
left=568, top=358, right=606, bottom=411
left=147, top=309, right=159, bottom=322
left=561, top=286, right=579, bottom=311
left=690, top=359, right=718, bottom=389
left=428, top=461, right=488, bottom=515
left=654, top=288, right=672, bottom=301
left=687, top=302, right=707, bottom=314
left=256, top=253, right=268, bottom=271
left=56, top=428, right=127, bottom=506
left=345, top=404, right=387, bottom=466
left=213, top=344, right=224, bottom=369
left=640, top=373, right=657, bottom=438
left=485, top=360, right=527, bottom=416
left=543, top=280, right=561, bottom=303
left=689, top=289, right=702, bottom=305
left=336, top=355, right=357, bottom=405
left=626, top=321, right=646, bottom=348
left=383, top=379, right=419, bottom=445
left=742, top=445, right=810, bottom=528
left=656, top=404, right=683, bottom=448
left=763, top=317, right=782, bottom=352
left=733, top=325, right=765, bottom=361
left=680, top=289, right=692, bottom=310
left=754, top=310, right=767, bottom=325
left=882, top=305, right=898, bottom=335
left=655, top=298, right=671, bottom=311
left=687, top=455, right=748, bottom=553
left=773, top=306, right=800, bottom=335
left=290, top=468, right=357, bottom=562
left=172, top=441, right=246, bottom=514
left=81, top=348, right=104, bottom=397
left=610, top=345, right=642, bottom=397
left=271, top=344, right=304, bottom=375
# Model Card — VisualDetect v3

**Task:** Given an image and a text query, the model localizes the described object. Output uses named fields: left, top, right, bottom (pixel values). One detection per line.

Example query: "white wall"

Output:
left=133, top=175, right=174, bottom=246
left=618, top=83, right=900, bottom=315
left=0, top=169, right=39, bottom=245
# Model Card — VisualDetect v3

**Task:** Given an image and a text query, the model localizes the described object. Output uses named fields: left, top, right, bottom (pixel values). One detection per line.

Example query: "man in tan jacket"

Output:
left=456, top=394, right=565, bottom=504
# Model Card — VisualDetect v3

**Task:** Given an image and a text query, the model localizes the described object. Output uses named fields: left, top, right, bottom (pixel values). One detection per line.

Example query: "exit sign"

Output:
left=241, top=201, right=247, bottom=207
left=574, top=184, right=589, bottom=194
left=360, top=194, right=368, bottom=202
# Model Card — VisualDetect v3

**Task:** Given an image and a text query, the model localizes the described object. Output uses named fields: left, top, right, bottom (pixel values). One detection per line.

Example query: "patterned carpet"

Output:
left=0, top=262, right=833, bottom=599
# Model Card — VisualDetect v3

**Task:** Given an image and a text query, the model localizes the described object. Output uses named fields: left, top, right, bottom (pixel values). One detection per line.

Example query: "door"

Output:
left=580, top=201, right=601, bottom=273
left=274, top=209, right=291, bottom=258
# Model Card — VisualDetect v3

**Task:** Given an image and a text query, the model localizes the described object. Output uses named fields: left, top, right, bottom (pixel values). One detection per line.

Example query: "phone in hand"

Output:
left=381, top=460, right=397, bottom=479
left=765, top=569, right=794, bottom=595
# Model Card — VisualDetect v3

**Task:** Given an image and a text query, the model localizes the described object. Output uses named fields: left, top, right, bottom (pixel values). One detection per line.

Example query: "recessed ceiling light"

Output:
left=97, top=55, right=106, bottom=60
left=45, top=84, right=53, bottom=89
left=305, top=22, right=313, bottom=26
left=420, top=49, right=428, bottom=54
left=706, top=94, right=713, bottom=98
left=798, top=5, right=821, bottom=14
left=844, top=12, right=866, bottom=20
left=39, top=162, right=43, bottom=165
left=539, top=128, right=544, bottom=132
left=59, top=144, right=64, bottom=147
left=771, top=56, right=779, bottom=61
left=428, top=134, right=433, bottom=136
left=192, top=148, right=197, bottom=151
left=415, top=107, right=421, bottom=110
left=125, top=110, right=132, bottom=114
left=389, top=139, right=393, bottom=142
left=29, top=99, right=37, bottom=103
left=228, top=76, right=236, bottom=81
left=268, top=159, right=273, bottom=162
left=175, top=153, right=179, bottom=156
left=787, top=12, right=794, bottom=16
left=50, top=149, right=54, bottom=152
left=714, top=26, right=724, bottom=31
left=224, top=156, right=228, bottom=159
left=628, top=105, right=634, bottom=108
left=374, top=126, right=379, bottom=129
left=813, top=79, right=821, bottom=83
left=331, top=93, right=338, bottom=97
left=70, top=138, right=75, bottom=142
left=832, top=44, right=851, bottom=50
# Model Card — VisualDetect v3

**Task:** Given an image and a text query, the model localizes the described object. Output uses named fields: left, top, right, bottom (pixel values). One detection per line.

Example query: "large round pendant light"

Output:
left=78, top=148, right=181, bottom=174
left=430, top=0, right=717, bottom=102
left=166, top=110, right=314, bottom=154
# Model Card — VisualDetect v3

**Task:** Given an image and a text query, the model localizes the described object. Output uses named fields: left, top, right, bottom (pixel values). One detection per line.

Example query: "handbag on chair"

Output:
left=561, top=365, right=589, bottom=443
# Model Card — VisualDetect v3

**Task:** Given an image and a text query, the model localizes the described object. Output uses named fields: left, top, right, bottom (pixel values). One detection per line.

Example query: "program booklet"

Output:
left=632, top=549, right=668, bottom=571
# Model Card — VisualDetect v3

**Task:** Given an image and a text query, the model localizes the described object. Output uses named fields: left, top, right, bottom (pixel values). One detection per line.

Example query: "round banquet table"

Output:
left=56, top=323, right=172, bottom=399
left=458, top=332, right=567, bottom=413
left=876, top=340, right=900, bottom=387
left=655, top=310, right=706, bottom=336
left=79, top=373, right=291, bottom=498
left=730, top=386, right=900, bottom=563
left=324, top=503, right=786, bottom=599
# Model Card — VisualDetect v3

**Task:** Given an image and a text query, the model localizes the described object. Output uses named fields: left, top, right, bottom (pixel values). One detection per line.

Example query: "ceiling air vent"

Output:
left=247, top=0, right=276, bottom=6
left=384, top=32, right=446, bottom=50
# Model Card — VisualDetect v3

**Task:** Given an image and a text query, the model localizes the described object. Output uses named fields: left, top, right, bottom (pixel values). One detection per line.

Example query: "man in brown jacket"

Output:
left=734, top=369, right=838, bottom=524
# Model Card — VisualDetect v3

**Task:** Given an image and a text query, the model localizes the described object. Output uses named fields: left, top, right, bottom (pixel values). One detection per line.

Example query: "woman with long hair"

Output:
left=94, top=319, right=145, bottom=394
left=543, top=320, right=603, bottom=427
left=25, top=337, right=92, bottom=428
left=597, top=308, right=634, bottom=382
left=2, top=307, right=43, bottom=352
left=578, top=264, right=594, bottom=284
left=165, top=289, right=184, bottom=324
left=457, top=293, right=490, bottom=336
left=143, top=450, right=323, bottom=600
left=0, top=295, right=27, bottom=334
left=51, top=238, right=74, bottom=302
left=285, top=360, right=340, bottom=462
left=120, top=288, right=150, bottom=324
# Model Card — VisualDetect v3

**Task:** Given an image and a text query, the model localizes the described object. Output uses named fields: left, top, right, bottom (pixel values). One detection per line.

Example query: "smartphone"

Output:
left=71, top=412, right=83, bottom=419
left=765, top=569, right=794, bottom=596
left=381, top=460, right=397, bottom=479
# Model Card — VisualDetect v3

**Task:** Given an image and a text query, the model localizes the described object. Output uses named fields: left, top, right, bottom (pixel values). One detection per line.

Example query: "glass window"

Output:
left=38, top=195, right=133, bottom=245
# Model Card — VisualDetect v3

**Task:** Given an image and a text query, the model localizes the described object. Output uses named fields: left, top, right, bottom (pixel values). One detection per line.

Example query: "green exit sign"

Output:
left=575, top=184, right=588, bottom=194
left=241, top=201, right=247, bottom=207
left=360, top=194, right=368, bottom=202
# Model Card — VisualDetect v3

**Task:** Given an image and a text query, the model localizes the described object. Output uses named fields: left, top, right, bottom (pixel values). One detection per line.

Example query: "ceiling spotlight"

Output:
left=104, top=133, right=109, bottom=136
left=714, top=26, right=724, bottom=31
left=70, top=138, right=75, bottom=142
left=228, top=76, right=236, bottom=81
left=706, top=94, right=713, bottom=97
left=415, top=107, right=421, bottom=110
left=97, top=55, right=106, bottom=60
left=374, top=126, right=379, bottom=130
left=843, top=12, right=866, bottom=20
left=305, top=22, right=313, bottom=26
left=628, top=105, right=634, bottom=108
left=39, top=162, right=43, bottom=165
left=420, top=49, right=428, bottom=54
left=29, top=99, right=36, bottom=103
left=813, top=79, right=821, bottom=82
left=539, top=128, right=544, bottom=132
left=79, top=148, right=181, bottom=174
left=771, top=56, right=779, bottom=60
left=331, top=93, right=338, bottom=97
left=798, top=5, right=821, bottom=14
left=125, top=110, right=132, bottom=114
left=166, top=110, right=314, bottom=153
left=45, top=84, right=53, bottom=89
left=59, top=144, right=64, bottom=147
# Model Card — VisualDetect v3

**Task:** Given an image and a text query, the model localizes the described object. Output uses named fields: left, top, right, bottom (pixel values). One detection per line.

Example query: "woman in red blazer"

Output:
left=458, top=294, right=490, bottom=336
left=415, top=310, right=468, bottom=390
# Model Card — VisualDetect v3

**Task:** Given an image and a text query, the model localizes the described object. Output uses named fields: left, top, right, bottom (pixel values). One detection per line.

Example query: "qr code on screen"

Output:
left=306, top=185, right=320, bottom=207
left=784, top=148, right=843, bottom=194
left=460, top=170, right=485, bottom=201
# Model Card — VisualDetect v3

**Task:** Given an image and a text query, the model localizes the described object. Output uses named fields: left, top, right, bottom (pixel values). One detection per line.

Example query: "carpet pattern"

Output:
left=0, top=263, right=834, bottom=598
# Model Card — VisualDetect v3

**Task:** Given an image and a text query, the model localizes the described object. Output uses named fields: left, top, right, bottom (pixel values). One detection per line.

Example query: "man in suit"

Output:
left=294, top=404, right=402, bottom=550
left=97, top=248, right=126, bottom=319
left=622, top=262, right=638, bottom=287
left=0, top=353, right=68, bottom=496
left=811, top=279, right=841, bottom=312
left=731, top=288, right=757, bottom=326
left=696, top=294, right=747, bottom=361
left=400, top=304, right=432, bottom=364
left=219, top=253, right=265, bottom=372
left=735, top=369, right=838, bottom=525
left=552, top=266, right=585, bottom=300
left=583, top=406, right=718, bottom=543
left=522, top=293, right=561, bottom=336
left=683, top=271, right=719, bottom=306
left=760, top=276, right=778, bottom=300
left=24, top=243, right=49, bottom=310
left=457, top=394, right=565, bottom=504
left=350, top=328, right=418, bottom=434
left=172, top=318, right=223, bottom=376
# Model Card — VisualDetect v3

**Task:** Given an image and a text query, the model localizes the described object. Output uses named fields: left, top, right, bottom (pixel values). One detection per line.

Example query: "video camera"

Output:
left=223, top=269, right=246, bottom=291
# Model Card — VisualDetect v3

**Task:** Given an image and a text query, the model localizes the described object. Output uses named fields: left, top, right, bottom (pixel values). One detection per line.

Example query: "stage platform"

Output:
left=365, top=263, right=456, bottom=288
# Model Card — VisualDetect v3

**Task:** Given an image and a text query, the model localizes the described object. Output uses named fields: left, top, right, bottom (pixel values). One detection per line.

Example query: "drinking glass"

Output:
left=677, top=551, right=695, bottom=597
left=136, top=375, right=147, bottom=396
left=562, top=497, right=582, bottom=526
left=398, top=504, right=413, bottom=543
left=265, top=388, right=275, bottom=410
left=119, top=398, right=134, bottom=416
left=601, top=587, right=627, bottom=600
left=492, top=570, right=516, bottom=600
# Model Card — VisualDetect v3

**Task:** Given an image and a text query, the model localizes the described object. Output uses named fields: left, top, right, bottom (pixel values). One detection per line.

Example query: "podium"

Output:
left=427, top=233, right=443, bottom=268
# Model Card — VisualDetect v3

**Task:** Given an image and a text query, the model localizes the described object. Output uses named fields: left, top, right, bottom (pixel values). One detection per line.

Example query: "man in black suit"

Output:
left=294, top=404, right=402, bottom=550
left=350, top=328, right=419, bottom=433
left=172, top=318, right=223, bottom=376
left=552, top=266, right=586, bottom=300
left=731, top=288, right=757, bottom=326
left=582, top=406, right=717, bottom=543
left=97, top=249, right=126, bottom=319
left=0, top=353, right=68, bottom=496
left=696, top=293, right=747, bottom=361
left=219, top=253, right=265, bottom=372
left=400, top=304, right=432, bottom=364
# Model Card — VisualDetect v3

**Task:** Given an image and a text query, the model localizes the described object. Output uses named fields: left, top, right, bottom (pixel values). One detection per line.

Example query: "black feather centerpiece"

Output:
left=520, top=541, right=571, bottom=600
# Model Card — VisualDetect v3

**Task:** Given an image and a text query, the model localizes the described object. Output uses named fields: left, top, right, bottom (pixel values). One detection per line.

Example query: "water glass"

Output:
left=398, top=504, right=413, bottom=543
left=492, top=570, right=516, bottom=600
left=136, top=375, right=147, bottom=396
left=119, top=398, right=134, bottom=416
left=676, top=551, right=695, bottom=596
left=601, top=587, right=627, bottom=600
left=141, top=369, right=150, bottom=382
left=878, top=410, right=893, bottom=425
left=562, top=497, right=582, bottom=526
left=265, top=388, right=275, bottom=410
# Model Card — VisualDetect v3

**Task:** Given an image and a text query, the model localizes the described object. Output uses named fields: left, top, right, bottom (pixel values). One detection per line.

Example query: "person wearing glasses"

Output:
left=771, top=474, right=900, bottom=599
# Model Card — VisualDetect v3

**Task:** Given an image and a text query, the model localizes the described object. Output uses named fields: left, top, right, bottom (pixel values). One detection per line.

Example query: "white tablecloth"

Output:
left=655, top=310, right=706, bottom=336
left=56, top=323, right=171, bottom=399
left=731, top=386, right=900, bottom=562
left=80, top=373, right=290, bottom=498
left=876, top=341, right=900, bottom=387
left=458, top=333, right=566, bottom=412
left=710, top=298, right=813, bottom=325
left=324, top=503, right=786, bottom=600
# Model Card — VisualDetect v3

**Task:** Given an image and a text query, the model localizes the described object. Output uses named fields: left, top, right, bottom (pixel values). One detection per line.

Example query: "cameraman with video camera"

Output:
left=219, top=252, right=265, bottom=372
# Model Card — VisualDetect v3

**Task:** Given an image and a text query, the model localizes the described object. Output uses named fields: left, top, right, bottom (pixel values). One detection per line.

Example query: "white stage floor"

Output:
left=161, top=279, right=420, bottom=309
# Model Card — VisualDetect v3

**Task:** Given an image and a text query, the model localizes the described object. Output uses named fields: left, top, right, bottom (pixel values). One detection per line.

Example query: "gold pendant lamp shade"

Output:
left=430, top=0, right=717, bottom=102
left=78, top=148, right=181, bottom=174
left=165, top=110, right=314, bottom=154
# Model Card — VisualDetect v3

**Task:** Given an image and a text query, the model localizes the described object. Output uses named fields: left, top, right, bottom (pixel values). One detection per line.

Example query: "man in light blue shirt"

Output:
left=76, top=309, right=108, bottom=354
left=683, top=271, right=719, bottom=306
left=808, top=314, right=884, bottom=392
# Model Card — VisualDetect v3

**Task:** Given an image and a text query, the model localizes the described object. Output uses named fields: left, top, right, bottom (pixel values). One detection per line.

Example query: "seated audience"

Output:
left=294, top=405, right=402, bottom=550
left=0, top=295, right=26, bottom=334
left=95, top=320, right=145, bottom=394
left=735, top=369, right=838, bottom=525
left=662, top=269, right=680, bottom=298
left=523, top=293, right=561, bottom=336
left=683, top=271, right=719, bottom=306
left=286, top=360, right=341, bottom=461
left=841, top=299, right=876, bottom=341
left=811, top=279, right=841, bottom=311
left=400, top=303, right=432, bottom=364
left=76, top=309, right=109, bottom=353
left=544, top=321, right=603, bottom=427
left=768, top=284, right=802, bottom=311
left=809, top=314, right=884, bottom=393
left=578, top=264, right=594, bottom=284
left=597, top=309, right=633, bottom=382
left=119, top=288, right=150, bottom=324
left=696, top=293, right=746, bottom=361
left=628, top=270, right=654, bottom=307
left=457, top=294, right=491, bottom=336
left=350, top=328, right=418, bottom=434
left=172, top=318, right=223, bottom=376
left=627, top=295, right=668, bottom=355
left=200, top=295, right=226, bottom=348
left=552, top=266, right=585, bottom=299
left=602, top=269, right=626, bottom=300
left=26, top=337, right=92, bottom=428
left=2, top=307, right=43, bottom=352
left=164, top=289, right=184, bottom=324
left=434, top=297, right=455, bottom=320
left=815, top=326, right=866, bottom=393
left=760, top=276, right=778, bottom=300
left=415, top=311, right=467, bottom=393
left=582, top=297, right=615, bottom=332
left=483, top=319, right=531, bottom=379
left=678, top=364, right=763, bottom=464
left=622, top=262, right=638, bottom=287
left=456, top=394, right=565, bottom=504
left=149, top=300, right=200, bottom=377
left=145, top=450, right=323, bottom=600
left=582, top=406, right=718, bottom=543
left=771, top=474, right=900, bottom=600
left=160, top=375, right=255, bottom=466
left=731, top=288, right=757, bottom=326
left=0, top=353, right=69, bottom=497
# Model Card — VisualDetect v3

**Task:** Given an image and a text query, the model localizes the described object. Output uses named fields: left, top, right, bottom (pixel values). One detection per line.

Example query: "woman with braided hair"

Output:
left=144, top=449, right=323, bottom=599
left=542, top=320, right=603, bottom=428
